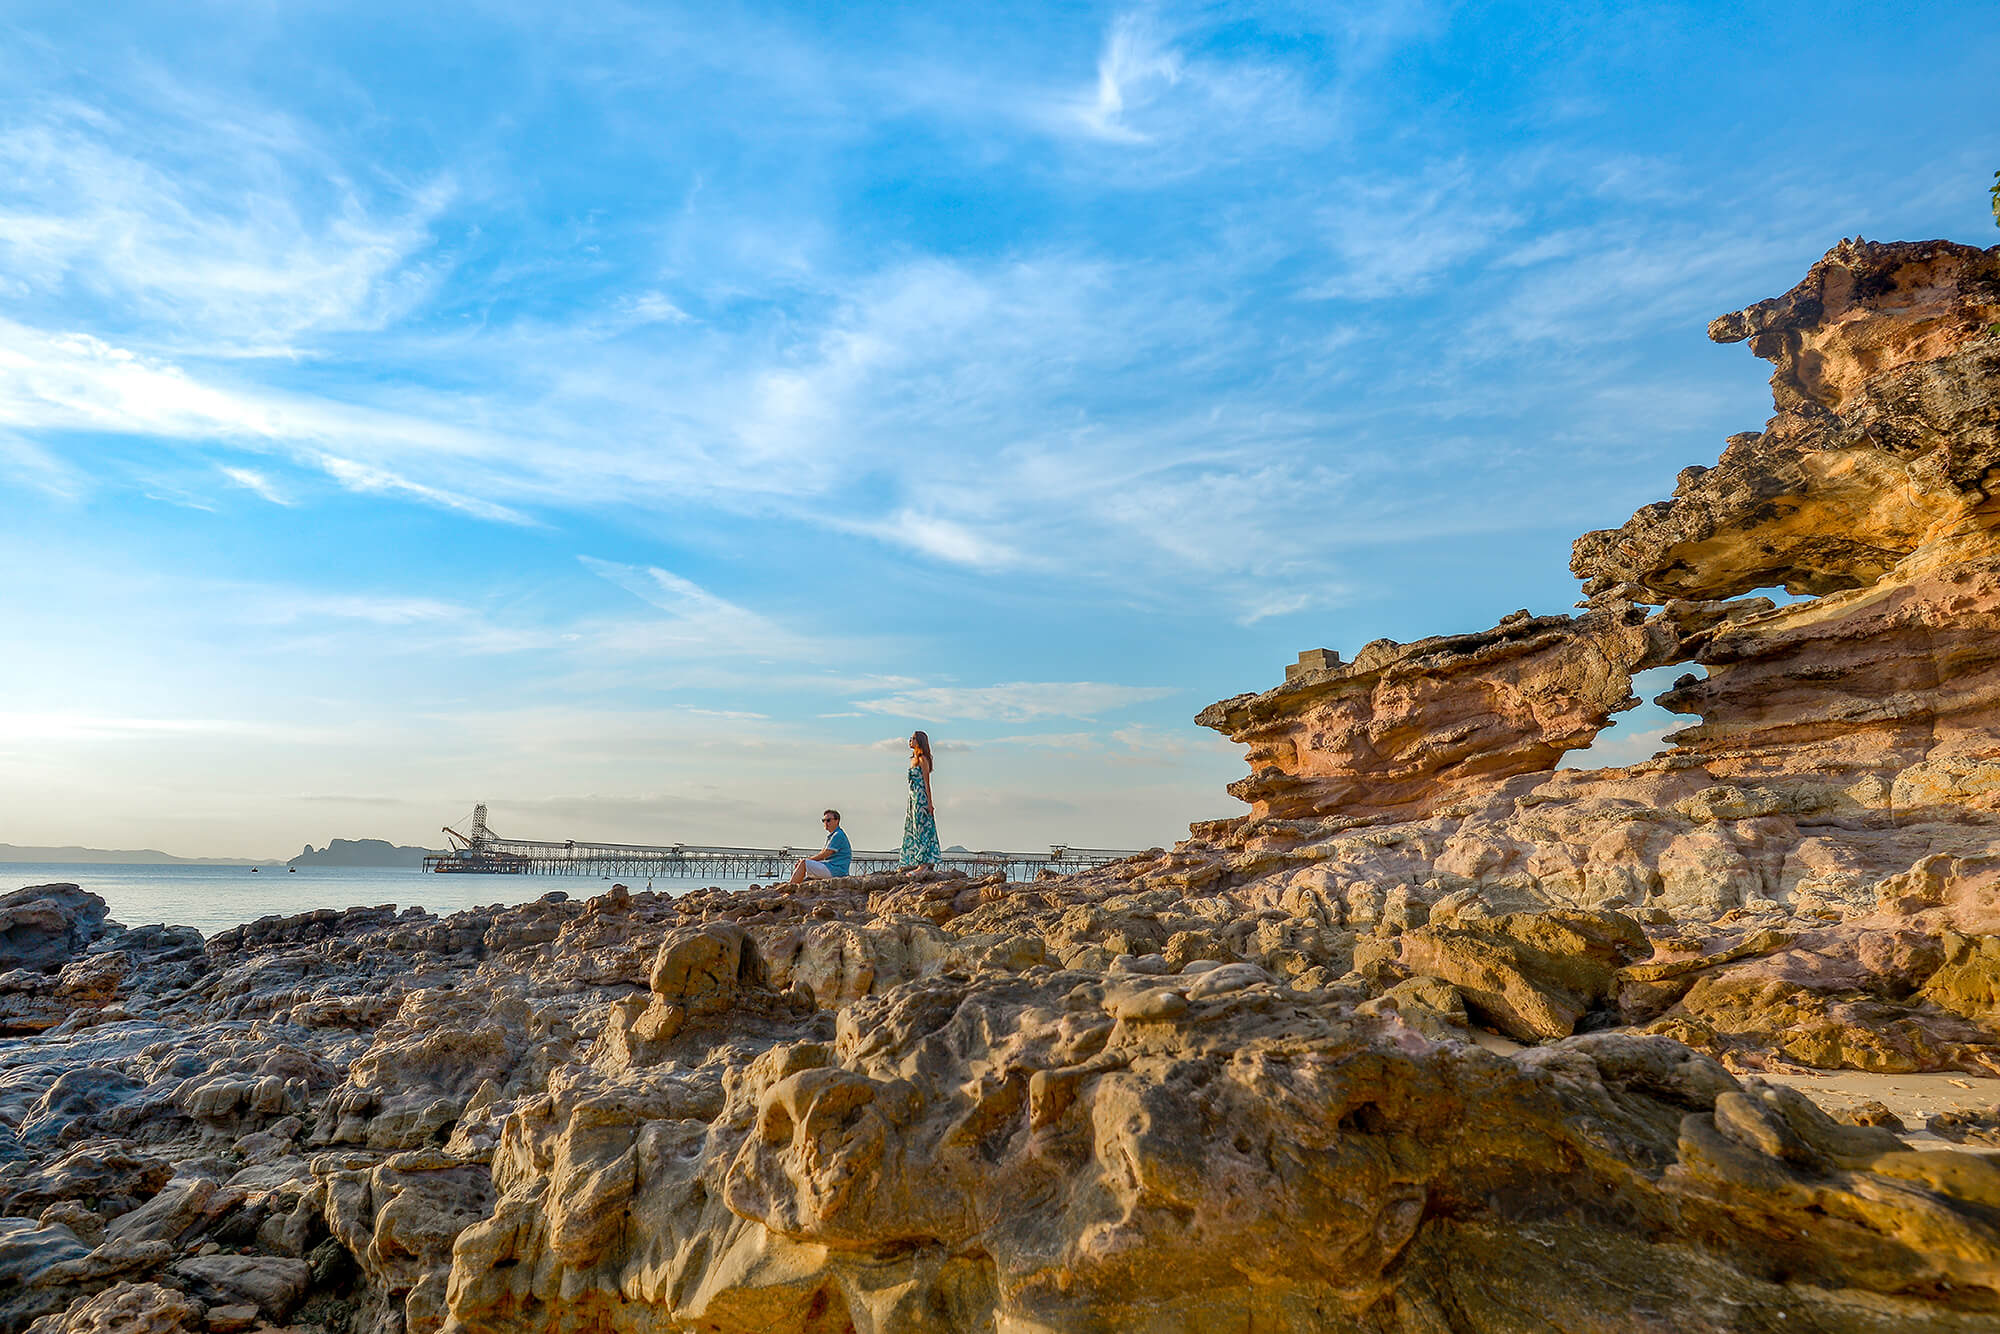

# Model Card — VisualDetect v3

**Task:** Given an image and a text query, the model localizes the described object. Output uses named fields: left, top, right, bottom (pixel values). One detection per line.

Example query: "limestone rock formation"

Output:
left=1577, top=238, right=2000, bottom=601
left=0, top=886, right=107, bottom=974
left=2, top=237, right=1999, bottom=1333
left=443, top=927, right=2000, bottom=1333
left=20, top=1282, right=203, bottom=1334
left=1196, top=610, right=1657, bottom=822
left=1575, top=239, right=2000, bottom=806
left=1396, top=907, right=1647, bottom=1041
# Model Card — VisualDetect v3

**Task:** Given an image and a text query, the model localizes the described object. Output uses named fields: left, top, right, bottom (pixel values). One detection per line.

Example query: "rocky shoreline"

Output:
left=3, top=237, right=1999, bottom=1332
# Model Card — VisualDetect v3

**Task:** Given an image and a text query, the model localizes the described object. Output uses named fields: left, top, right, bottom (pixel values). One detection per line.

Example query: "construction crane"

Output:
left=437, top=804, right=523, bottom=872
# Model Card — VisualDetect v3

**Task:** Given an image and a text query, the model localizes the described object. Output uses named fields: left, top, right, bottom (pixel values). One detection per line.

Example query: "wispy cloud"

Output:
left=0, top=712, right=334, bottom=744
left=868, top=735, right=974, bottom=752
left=1021, top=6, right=1358, bottom=172
left=837, top=510, right=1019, bottom=570
left=621, top=291, right=693, bottom=327
left=577, top=556, right=800, bottom=657
left=0, top=319, right=541, bottom=524
left=0, top=0, right=1987, bottom=862
left=0, top=432, right=83, bottom=498
left=0, top=95, right=449, bottom=356
left=0, top=63, right=1660, bottom=624
left=1305, top=162, right=1524, bottom=300
left=853, top=681, right=1176, bottom=722
left=1557, top=725, right=1670, bottom=770
left=316, top=455, right=534, bottom=526
left=218, top=464, right=293, bottom=506
left=253, top=593, right=471, bottom=627
left=1069, top=13, right=1183, bottom=143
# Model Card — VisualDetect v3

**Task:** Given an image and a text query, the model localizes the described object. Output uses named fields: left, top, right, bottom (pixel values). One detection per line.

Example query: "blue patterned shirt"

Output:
left=823, top=827, right=851, bottom=876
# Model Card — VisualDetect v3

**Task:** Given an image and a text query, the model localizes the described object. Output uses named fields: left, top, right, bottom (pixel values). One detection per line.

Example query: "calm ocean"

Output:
left=1, top=863, right=761, bottom=939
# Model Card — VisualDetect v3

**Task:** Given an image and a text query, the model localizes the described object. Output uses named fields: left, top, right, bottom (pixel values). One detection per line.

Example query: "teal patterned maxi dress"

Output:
left=901, top=764, right=941, bottom=867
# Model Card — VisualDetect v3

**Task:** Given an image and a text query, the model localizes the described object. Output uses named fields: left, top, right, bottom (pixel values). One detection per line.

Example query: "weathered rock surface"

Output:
left=1195, top=609, right=1665, bottom=821
left=1576, top=238, right=2000, bottom=601
left=1577, top=239, right=2000, bottom=807
left=1397, top=907, right=1647, bottom=1041
left=3, top=237, right=1999, bottom=1332
left=167, top=1253, right=310, bottom=1321
left=20, top=1282, right=203, bottom=1334
left=0, top=886, right=107, bottom=975
left=442, top=928, right=2000, bottom=1333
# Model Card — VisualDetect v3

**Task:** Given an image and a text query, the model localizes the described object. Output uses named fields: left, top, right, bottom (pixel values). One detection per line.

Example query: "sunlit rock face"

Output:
left=6, top=239, right=2000, bottom=1334
left=1194, top=610, right=1661, bottom=823
left=1577, top=238, right=2000, bottom=602
left=1200, top=238, right=2000, bottom=847
left=423, top=238, right=2000, bottom=1330
left=1574, top=239, right=2000, bottom=807
left=1203, top=240, right=2000, bottom=833
left=1154, top=237, right=2000, bottom=1097
left=441, top=922, right=2000, bottom=1334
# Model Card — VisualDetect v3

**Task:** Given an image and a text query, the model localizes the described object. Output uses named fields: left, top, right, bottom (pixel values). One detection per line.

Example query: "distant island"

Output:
left=0, top=843, right=261, bottom=866
left=289, top=839, right=442, bottom=868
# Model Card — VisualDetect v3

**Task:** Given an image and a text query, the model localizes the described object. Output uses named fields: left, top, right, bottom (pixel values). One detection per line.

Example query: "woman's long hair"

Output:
left=911, top=730, right=935, bottom=769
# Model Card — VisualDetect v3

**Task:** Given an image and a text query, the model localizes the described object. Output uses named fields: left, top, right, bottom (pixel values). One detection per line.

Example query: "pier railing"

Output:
left=422, top=836, right=1144, bottom=882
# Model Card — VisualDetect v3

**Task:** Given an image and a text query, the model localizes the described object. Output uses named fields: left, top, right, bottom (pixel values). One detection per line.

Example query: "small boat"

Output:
left=250, top=867, right=260, bottom=873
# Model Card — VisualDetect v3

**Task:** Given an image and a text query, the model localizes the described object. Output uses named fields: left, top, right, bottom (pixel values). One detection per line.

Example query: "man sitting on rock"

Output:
left=789, top=809, right=852, bottom=884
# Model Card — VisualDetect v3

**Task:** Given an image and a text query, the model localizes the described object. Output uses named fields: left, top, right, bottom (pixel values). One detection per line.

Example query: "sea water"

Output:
left=2, top=862, right=763, bottom=939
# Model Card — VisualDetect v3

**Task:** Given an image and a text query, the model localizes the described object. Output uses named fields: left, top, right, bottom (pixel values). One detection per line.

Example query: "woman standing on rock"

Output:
left=901, top=730, right=941, bottom=870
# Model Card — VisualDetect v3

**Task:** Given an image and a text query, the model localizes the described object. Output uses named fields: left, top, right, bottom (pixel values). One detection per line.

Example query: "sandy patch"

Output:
left=1758, top=1068, right=1999, bottom=1140
left=1465, top=1029, right=1998, bottom=1142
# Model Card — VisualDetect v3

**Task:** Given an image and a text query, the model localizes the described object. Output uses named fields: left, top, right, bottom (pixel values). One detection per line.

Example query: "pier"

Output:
left=422, top=805, right=1145, bottom=882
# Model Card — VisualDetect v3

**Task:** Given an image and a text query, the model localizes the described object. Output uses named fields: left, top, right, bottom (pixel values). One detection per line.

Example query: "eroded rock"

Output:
left=5, top=236, right=2000, bottom=1333
left=1398, top=908, right=1647, bottom=1041
left=19, top=1282, right=202, bottom=1334
left=0, top=886, right=107, bottom=974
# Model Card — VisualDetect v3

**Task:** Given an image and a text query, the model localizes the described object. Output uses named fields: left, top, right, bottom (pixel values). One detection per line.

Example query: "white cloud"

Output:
left=838, top=510, right=1019, bottom=570
left=577, top=556, right=800, bottom=657
left=1306, top=163, right=1523, bottom=300
left=0, top=26, right=1843, bottom=632
left=218, top=465, right=293, bottom=506
left=0, top=320, right=279, bottom=438
left=259, top=594, right=470, bottom=627
left=853, top=682, right=1176, bottom=723
left=316, top=455, right=534, bottom=526
left=1072, top=13, right=1183, bottom=142
left=1015, top=7, right=1354, bottom=172
left=0, top=432, right=83, bottom=498
left=0, top=98, right=449, bottom=355
left=0, top=85, right=1387, bottom=613
left=0, top=712, right=334, bottom=744
left=868, top=735, right=974, bottom=752
left=623, top=292, right=693, bottom=326
left=0, top=319, right=545, bottom=525
left=1236, top=589, right=1318, bottom=623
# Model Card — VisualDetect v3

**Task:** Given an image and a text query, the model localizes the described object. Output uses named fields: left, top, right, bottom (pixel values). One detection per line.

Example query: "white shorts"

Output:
left=796, top=858, right=834, bottom=880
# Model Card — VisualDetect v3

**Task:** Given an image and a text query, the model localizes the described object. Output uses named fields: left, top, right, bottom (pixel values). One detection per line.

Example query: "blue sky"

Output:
left=2, top=1, right=1995, bottom=858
